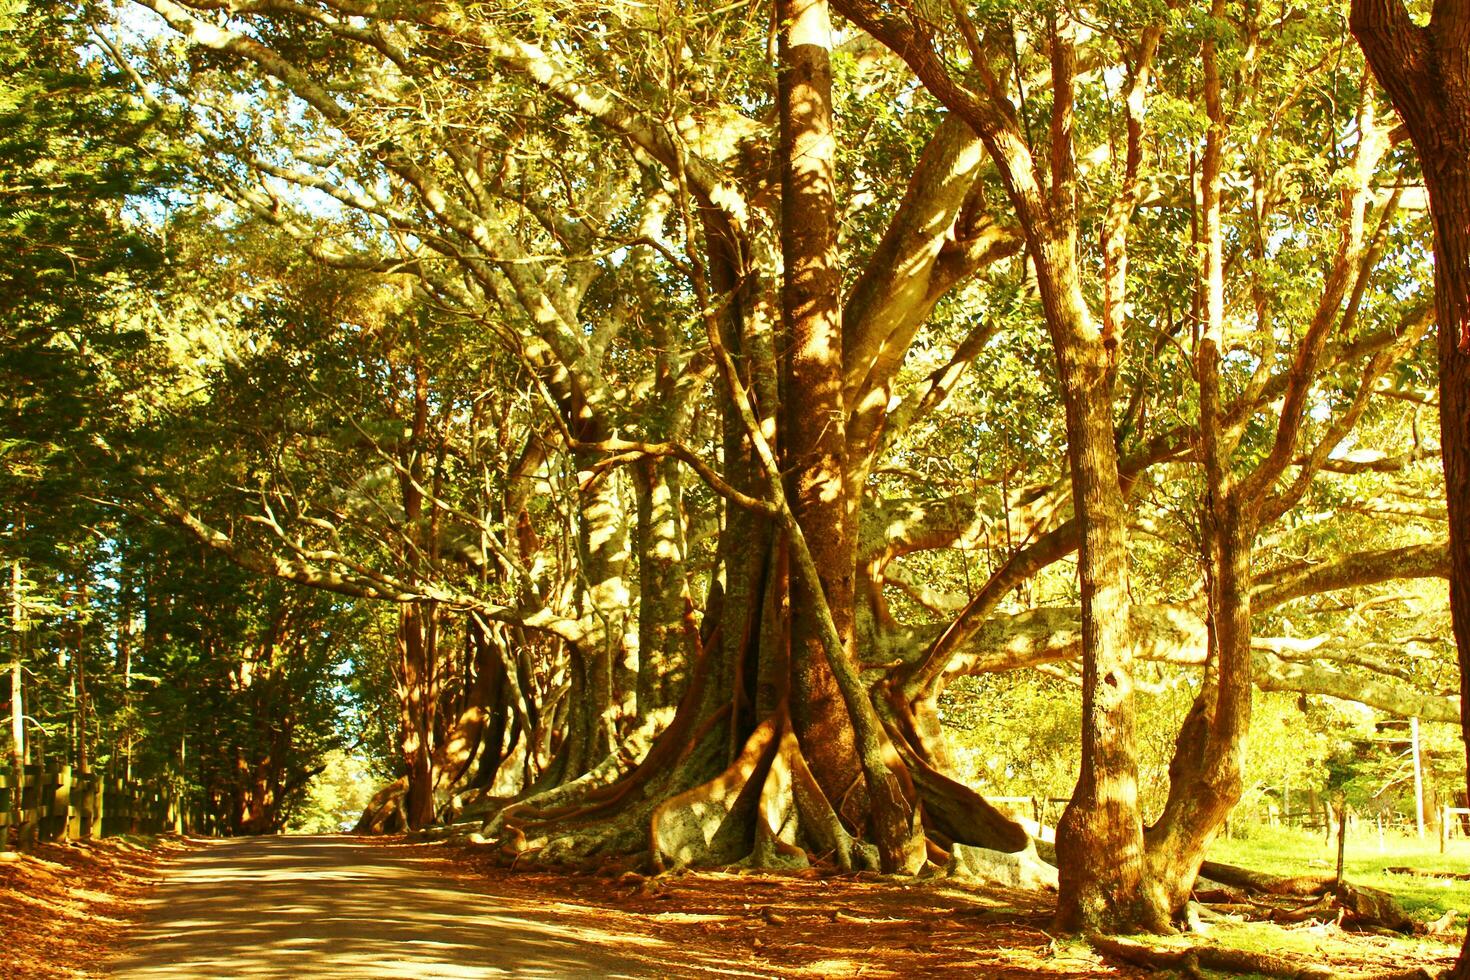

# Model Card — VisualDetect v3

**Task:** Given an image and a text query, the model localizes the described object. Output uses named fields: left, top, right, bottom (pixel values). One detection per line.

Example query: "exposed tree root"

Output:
left=1199, top=860, right=1337, bottom=897
left=885, top=721, right=1029, bottom=852
left=354, top=777, right=408, bottom=834
left=1089, top=933, right=1336, bottom=979
left=483, top=711, right=667, bottom=836
left=462, top=621, right=739, bottom=868
left=649, top=712, right=877, bottom=872
left=763, top=721, right=872, bottom=870
left=1193, top=861, right=1417, bottom=934
left=650, top=716, right=781, bottom=869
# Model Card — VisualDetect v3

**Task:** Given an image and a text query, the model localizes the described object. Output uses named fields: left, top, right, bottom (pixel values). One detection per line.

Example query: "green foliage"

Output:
left=286, top=748, right=377, bottom=833
left=0, top=0, right=1456, bottom=857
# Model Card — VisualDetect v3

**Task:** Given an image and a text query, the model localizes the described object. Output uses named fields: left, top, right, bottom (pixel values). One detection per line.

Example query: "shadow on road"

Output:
left=105, top=835, right=723, bottom=979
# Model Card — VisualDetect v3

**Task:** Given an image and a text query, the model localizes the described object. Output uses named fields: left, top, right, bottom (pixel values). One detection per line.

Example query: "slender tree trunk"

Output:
left=1035, top=34, right=1153, bottom=921
left=433, top=615, right=500, bottom=794
left=574, top=450, right=632, bottom=753
left=1145, top=511, right=1253, bottom=914
left=75, top=579, right=89, bottom=777
left=634, top=457, right=693, bottom=714
left=9, top=559, right=24, bottom=845
left=1050, top=297, right=1154, bottom=931
left=1137, top=6, right=1250, bottom=916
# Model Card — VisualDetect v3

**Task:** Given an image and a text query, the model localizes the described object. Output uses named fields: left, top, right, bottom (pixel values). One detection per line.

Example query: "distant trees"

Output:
left=0, top=3, right=367, bottom=840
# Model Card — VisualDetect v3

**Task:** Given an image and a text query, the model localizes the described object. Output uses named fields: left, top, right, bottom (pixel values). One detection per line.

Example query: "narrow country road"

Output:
left=104, top=835, right=717, bottom=979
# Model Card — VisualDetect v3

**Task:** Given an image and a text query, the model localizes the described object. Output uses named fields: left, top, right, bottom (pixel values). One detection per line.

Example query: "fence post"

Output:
left=55, top=766, right=74, bottom=841
left=18, top=767, right=37, bottom=847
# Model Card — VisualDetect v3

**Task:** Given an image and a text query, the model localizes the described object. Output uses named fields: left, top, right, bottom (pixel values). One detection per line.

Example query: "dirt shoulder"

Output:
left=443, top=843, right=1462, bottom=979
left=0, top=836, right=180, bottom=980
left=443, top=844, right=1134, bottom=978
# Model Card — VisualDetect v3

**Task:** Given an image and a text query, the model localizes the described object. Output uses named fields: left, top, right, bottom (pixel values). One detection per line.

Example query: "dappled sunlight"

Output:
left=106, top=836, right=694, bottom=979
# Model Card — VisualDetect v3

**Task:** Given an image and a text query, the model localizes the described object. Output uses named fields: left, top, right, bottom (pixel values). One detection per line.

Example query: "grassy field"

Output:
left=1208, top=823, right=1470, bottom=920
left=1087, top=825, right=1470, bottom=977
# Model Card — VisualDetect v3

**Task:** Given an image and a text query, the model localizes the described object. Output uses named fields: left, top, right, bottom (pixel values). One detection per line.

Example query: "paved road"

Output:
left=104, top=835, right=686, bottom=979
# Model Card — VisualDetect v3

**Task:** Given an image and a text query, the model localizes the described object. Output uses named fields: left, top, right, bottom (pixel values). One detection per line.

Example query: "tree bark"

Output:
left=778, top=0, right=922, bottom=872
left=1039, top=22, right=1157, bottom=935
left=634, top=457, right=693, bottom=714
left=779, top=0, right=860, bottom=822
left=396, top=600, right=438, bottom=830
left=1049, top=286, right=1153, bottom=931
left=9, top=559, right=23, bottom=846
left=1139, top=7, right=1251, bottom=916
left=1349, top=1, right=1470, bottom=972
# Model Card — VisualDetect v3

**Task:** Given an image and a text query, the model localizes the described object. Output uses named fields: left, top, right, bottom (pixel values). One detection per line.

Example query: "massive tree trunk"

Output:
left=466, top=0, right=980, bottom=873
left=1443, top=175, right=1470, bottom=977
left=777, top=0, right=924, bottom=874
left=778, top=0, right=863, bottom=836
left=1349, top=1, right=1470, bottom=972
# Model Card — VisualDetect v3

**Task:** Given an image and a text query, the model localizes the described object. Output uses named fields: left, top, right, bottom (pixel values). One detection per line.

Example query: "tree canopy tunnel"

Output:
left=80, top=0, right=1463, bottom=937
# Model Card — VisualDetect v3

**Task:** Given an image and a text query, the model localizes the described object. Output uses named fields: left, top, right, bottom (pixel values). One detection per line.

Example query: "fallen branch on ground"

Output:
left=1088, top=933, right=1336, bottom=978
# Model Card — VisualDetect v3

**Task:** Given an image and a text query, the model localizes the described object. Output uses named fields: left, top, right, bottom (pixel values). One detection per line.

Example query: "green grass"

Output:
left=1208, top=824, right=1470, bottom=920
left=1093, top=827, right=1470, bottom=978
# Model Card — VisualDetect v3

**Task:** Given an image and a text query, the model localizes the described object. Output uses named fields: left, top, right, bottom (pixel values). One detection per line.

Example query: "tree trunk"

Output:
left=433, top=614, right=500, bottom=795
left=1145, top=511, right=1253, bottom=916
left=8, top=659, right=21, bottom=845
left=777, top=0, right=922, bottom=873
left=811, top=5, right=1156, bottom=921
left=778, top=0, right=861, bottom=826
left=9, top=559, right=23, bottom=846
left=75, top=579, right=90, bottom=777
left=1139, top=9, right=1252, bottom=917
left=1349, top=1, right=1470, bottom=972
left=1440, top=152, right=1470, bottom=980
left=1050, top=295, right=1153, bottom=931
left=397, top=600, right=438, bottom=830
left=634, top=457, right=694, bottom=715
left=574, top=449, right=632, bottom=753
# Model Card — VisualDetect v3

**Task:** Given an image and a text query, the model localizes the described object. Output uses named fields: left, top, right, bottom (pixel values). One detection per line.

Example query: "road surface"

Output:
left=105, top=835, right=704, bottom=979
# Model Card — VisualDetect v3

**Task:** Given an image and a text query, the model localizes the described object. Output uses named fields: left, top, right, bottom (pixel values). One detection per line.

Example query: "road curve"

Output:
left=104, top=835, right=702, bottom=979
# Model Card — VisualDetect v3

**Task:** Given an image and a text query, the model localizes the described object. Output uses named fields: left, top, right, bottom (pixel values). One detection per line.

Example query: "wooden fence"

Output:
left=0, top=766, right=197, bottom=842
